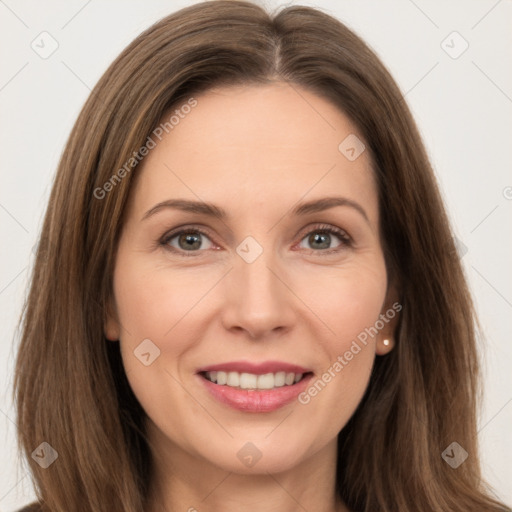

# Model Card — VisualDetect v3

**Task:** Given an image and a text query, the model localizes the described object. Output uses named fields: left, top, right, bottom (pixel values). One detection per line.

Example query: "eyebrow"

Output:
left=141, top=196, right=369, bottom=223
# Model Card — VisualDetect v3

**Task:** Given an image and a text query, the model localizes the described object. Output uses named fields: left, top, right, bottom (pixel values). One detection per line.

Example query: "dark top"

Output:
left=17, top=504, right=42, bottom=512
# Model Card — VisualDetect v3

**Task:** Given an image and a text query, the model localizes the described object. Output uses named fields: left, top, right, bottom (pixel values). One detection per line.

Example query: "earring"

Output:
left=383, top=338, right=390, bottom=347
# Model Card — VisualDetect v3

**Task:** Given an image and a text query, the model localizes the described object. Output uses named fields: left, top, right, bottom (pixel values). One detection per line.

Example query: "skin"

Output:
left=105, top=82, right=398, bottom=512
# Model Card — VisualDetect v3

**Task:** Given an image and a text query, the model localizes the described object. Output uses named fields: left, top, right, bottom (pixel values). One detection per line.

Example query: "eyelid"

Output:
left=160, top=224, right=219, bottom=253
left=295, top=223, right=351, bottom=244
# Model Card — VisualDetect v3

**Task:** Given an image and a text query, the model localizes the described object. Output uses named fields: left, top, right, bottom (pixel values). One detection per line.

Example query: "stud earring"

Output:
left=383, top=338, right=390, bottom=347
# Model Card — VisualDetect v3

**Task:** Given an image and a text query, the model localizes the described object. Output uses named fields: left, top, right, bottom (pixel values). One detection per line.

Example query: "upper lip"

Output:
left=196, top=360, right=312, bottom=375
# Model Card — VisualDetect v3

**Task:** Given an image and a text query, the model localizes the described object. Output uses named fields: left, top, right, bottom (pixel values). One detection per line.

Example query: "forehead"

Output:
left=128, top=82, right=377, bottom=224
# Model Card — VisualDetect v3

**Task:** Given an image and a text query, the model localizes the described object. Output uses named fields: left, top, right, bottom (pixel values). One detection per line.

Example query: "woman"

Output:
left=13, top=1, right=509, bottom=511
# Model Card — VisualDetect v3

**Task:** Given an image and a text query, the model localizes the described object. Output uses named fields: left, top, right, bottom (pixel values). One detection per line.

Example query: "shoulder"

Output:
left=16, top=503, right=43, bottom=512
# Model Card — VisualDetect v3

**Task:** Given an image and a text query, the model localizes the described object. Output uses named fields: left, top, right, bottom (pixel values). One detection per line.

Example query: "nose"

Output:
left=220, top=244, right=296, bottom=340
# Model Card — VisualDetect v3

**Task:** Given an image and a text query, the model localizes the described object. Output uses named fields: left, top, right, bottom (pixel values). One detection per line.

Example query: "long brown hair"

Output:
left=13, top=1, right=509, bottom=511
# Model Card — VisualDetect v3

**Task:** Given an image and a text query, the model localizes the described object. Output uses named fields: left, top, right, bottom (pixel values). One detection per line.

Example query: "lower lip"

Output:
left=197, top=373, right=314, bottom=412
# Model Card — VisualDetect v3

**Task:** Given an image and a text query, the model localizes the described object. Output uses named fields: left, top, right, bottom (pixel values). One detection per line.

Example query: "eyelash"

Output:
left=159, top=223, right=352, bottom=258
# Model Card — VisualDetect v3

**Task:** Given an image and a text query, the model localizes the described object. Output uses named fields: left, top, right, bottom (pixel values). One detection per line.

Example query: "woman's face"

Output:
left=106, top=82, right=396, bottom=474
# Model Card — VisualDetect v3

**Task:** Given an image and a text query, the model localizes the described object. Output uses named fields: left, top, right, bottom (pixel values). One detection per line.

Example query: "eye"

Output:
left=159, top=223, right=352, bottom=258
left=161, top=226, right=216, bottom=256
left=296, top=224, right=352, bottom=254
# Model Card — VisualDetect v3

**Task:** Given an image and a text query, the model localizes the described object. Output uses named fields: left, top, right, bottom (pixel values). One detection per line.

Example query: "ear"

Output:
left=104, top=295, right=121, bottom=341
left=375, top=283, right=401, bottom=356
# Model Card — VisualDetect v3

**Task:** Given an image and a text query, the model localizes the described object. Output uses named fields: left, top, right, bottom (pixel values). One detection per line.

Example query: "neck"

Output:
left=145, top=423, right=349, bottom=512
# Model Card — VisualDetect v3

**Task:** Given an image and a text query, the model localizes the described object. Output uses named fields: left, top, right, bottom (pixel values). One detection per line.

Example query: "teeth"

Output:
left=240, top=372, right=257, bottom=389
left=257, top=373, right=274, bottom=390
left=274, top=371, right=286, bottom=387
left=204, top=370, right=304, bottom=390
left=227, top=371, right=239, bottom=387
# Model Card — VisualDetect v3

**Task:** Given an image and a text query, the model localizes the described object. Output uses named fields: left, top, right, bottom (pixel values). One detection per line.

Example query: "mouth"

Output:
left=199, top=370, right=313, bottom=390
left=195, top=362, right=315, bottom=412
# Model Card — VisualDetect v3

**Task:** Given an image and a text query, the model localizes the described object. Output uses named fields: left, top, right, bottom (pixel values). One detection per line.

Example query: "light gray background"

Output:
left=1, top=0, right=511, bottom=509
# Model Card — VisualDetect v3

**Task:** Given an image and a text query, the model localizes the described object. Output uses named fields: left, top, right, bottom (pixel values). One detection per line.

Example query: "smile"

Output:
left=196, top=362, right=315, bottom=413
left=202, top=370, right=306, bottom=390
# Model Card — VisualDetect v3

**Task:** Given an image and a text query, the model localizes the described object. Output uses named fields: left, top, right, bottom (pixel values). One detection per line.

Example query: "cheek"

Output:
left=111, top=257, right=205, bottom=437
left=290, top=256, right=388, bottom=343
left=111, top=252, right=230, bottom=397
left=112, top=253, right=207, bottom=343
left=293, top=257, right=386, bottom=423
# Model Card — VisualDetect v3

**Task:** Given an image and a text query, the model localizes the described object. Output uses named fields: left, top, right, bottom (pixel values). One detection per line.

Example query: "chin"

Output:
left=197, top=436, right=313, bottom=475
